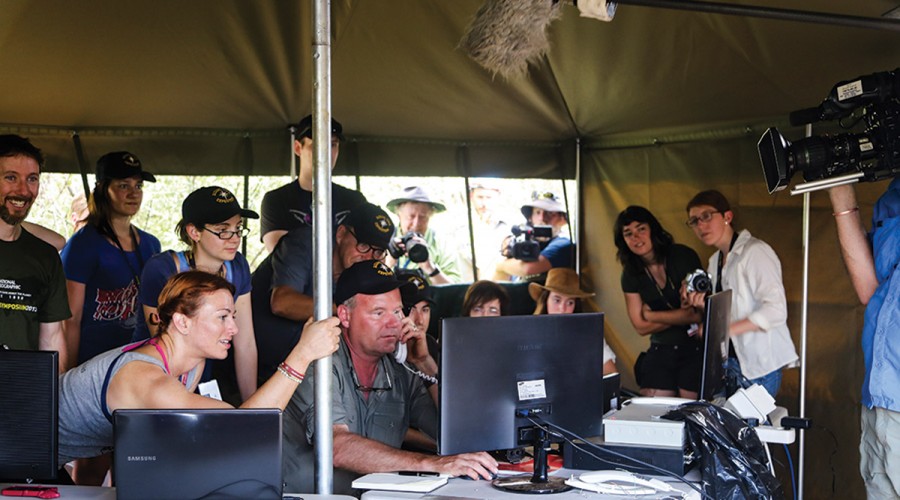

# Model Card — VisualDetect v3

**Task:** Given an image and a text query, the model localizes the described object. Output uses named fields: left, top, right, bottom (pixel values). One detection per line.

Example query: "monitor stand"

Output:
left=491, top=428, right=572, bottom=494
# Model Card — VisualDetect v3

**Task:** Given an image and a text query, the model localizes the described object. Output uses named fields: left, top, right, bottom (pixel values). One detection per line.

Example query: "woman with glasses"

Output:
left=614, top=206, right=703, bottom=398
left=460, top=280, right=510, bottom=317
left=135, top=186, right=259, bottom=406
left=58, top=271, right=340, bottom=472
left=685, top=190, right=797, bottom=398
left=59, top=152, right=161, bottom=485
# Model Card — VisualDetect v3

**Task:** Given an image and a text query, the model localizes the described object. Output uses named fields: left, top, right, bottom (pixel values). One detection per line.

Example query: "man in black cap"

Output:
left=282, top=260, right=497, bottom=494
left=385, top=185, right=462, bottom=284
left=259, top=114, right=368, bottom=253
left=0, top=134, right=70, bottom=370
left=251, top=202, right=394, bottom=381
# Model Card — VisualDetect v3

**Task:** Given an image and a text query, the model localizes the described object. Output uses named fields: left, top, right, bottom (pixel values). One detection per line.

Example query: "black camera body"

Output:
left=684, top=269, right=712, bottom=294
left=388, top=231, right=429, bottom=263
left=506, top=224, right=553, bottom=262
left=758, top=68, right=900, bottom=194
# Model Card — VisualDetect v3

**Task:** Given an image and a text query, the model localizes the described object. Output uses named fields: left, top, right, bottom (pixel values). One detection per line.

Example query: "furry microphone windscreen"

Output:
left=460, top=0, right=563, bottom=80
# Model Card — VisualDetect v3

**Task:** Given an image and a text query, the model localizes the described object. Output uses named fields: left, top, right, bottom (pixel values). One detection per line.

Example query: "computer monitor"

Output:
left=440, top=313, right=606, bottom=494
left=0, top=349, right=58, bottom=482
left=700, top=289, right=732, bottom=401
left=113, top=409, right=283, bottom=500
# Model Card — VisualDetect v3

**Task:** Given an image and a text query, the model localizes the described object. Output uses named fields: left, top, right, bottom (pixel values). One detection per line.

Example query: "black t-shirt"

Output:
left=620, top=243, right=703, bottom=345
left=259, top=181, right=367, bottom=240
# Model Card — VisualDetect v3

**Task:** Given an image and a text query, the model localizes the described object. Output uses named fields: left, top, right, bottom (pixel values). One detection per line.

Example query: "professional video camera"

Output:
left=388, top=231, right=429, bottom=263
left=758, top=68, right=900, bottom=194
left=505, top=224, right=553, bottom=262
left=684, top=269, right=712, bottom=294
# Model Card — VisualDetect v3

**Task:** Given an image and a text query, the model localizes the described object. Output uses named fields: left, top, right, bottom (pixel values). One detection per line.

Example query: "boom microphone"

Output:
left=460, top=0, right=563, bottom=79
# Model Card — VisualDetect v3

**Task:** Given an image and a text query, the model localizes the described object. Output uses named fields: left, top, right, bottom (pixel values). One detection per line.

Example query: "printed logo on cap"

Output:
left=212, top=187, right=236, bottom=204
left=374, top=214, right=392, bottom=233
left=373, top=261, right=394, bottom=277
left=123, top=153, right=140, bottom=168
left=406, top=275, right=426, bottom=291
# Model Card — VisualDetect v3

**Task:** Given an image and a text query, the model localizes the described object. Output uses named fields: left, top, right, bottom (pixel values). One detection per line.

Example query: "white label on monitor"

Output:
left=517, top=380, right=547, bottom=401
left=837, top=80, right=863, bottom=101
left=199, top=379, right=222, bottom=400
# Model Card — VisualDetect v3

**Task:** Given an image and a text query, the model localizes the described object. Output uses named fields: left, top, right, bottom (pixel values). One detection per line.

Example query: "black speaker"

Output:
left=0, top=349, right=58, bottom=481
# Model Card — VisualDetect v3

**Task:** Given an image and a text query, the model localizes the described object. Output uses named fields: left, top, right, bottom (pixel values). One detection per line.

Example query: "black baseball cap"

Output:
left=340, top=203, right=394, bottom=251
left=182, top=186, right=259, bottom=225
left=334, top=260, right=416, bottom=305
left=96, top=151, right=156, bottom=183
left=293, top=114, right=345, bottom=141
left=399, top=272, right=435, bottom=310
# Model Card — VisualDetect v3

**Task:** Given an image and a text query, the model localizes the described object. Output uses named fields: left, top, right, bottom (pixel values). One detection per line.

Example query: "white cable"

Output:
left=402, top=362, right=437, bottom=385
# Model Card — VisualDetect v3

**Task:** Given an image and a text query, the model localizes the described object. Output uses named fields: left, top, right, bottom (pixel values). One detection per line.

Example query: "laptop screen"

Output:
left=113, top=409, right=282, bottom=500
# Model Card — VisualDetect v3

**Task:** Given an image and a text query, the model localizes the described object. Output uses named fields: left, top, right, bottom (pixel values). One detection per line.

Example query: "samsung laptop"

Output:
left=113, top=408, right=282, bottom=500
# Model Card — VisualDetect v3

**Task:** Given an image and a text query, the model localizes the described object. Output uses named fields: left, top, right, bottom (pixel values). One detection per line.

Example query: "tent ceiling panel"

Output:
left=0, top=0, right=898, bottom=175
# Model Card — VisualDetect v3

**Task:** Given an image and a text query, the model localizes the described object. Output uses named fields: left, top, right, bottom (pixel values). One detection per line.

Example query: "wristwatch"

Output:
left=428, top=267, right=441, bottom=277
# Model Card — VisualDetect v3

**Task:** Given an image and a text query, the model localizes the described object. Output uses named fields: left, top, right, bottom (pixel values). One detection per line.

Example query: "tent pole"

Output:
left=797, top=124, right=812, bottom=500
left=459, top=146, right=478, bottom=281
left=616, top=0, right=900, bottom=32
left=312, top=0, right=335, bottom=494
left=574, top=138, right=581, bottom=274
left=289, top=126, right=298, bottom=179
left=71, top=132, right=91, bottom=200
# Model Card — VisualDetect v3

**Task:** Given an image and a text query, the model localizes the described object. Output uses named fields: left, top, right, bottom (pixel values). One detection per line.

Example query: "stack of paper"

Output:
left=352, top=473, right=449, bottom=493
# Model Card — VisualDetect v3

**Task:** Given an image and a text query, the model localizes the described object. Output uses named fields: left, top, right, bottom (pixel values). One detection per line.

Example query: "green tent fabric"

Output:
left=2, top=1, right=899, bottom=497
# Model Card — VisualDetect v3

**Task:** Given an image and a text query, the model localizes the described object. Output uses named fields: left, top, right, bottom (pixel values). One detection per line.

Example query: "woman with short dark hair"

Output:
left=614, top=205, right=703, bottom=398
left=460, top=280, right=510, bottom=317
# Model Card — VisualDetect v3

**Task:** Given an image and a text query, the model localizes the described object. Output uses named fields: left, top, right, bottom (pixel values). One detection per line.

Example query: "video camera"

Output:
left=505, top=224, right=553, bottom=262
left=758, top=68, right=900, bottom=194
left=388, top=231, right=429, bottom=263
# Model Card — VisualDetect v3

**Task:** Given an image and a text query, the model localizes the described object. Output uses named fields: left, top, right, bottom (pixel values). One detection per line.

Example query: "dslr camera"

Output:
left=684, top=269, right=712, bottom=294
left=758, top=68, right=900, bottom=194
left=505, top=224, right=553, bottom=262
left=388, top=232, right=429, bottom=263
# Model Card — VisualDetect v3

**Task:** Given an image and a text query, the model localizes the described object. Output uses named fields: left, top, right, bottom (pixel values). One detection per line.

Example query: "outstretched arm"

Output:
left=828, top=185, right=878, bottom=305
left=332, top=425, right=497, bottom=479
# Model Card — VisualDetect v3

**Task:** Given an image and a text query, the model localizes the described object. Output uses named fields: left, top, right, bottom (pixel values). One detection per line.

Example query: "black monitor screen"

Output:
left=700, top=290, right=732, bottom=401
left=0, top=349, right=58, bottom=481
left=439, top=313, right=605, bottom=456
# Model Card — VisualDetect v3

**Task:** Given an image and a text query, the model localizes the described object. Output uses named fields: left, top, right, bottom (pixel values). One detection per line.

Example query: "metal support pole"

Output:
left=312, top=0, right=334, bottom=494
left=796, top=123, right=813, bottom=500
left=616, top=0, right=900, bottom=32
left=573, top=138, right=581, bottom=274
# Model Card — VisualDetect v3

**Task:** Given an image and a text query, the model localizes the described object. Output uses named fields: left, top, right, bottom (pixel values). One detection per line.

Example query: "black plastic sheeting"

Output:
left=664, top=402, right=783, bottom=500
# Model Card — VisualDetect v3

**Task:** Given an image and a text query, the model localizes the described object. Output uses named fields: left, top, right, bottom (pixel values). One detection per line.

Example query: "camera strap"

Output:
left=715, top=231, right=739, bottom=293
left=644, top=262, right=678, bottom=310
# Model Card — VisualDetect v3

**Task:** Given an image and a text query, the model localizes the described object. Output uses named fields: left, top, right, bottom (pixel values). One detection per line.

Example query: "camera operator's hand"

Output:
left=499, top=235, right=512, bottom=258
left=679, top=281, right=706, bottom=310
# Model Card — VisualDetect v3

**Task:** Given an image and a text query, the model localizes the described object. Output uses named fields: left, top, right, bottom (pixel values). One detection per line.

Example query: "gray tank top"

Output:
left=57, top=346, right=201, bottom=464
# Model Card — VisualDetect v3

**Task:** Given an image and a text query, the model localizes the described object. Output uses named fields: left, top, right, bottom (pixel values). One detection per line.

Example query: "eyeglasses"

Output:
left=349, top=355, right=393, bottom=393
left=203, top=226, right=251, bottom=240
left=347, top=228, right=387, bottom=260
left=685, top=211, right=721, bottom=228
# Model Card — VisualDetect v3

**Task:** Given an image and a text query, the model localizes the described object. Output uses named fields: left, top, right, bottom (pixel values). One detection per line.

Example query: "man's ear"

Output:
left=292, top=138, right=305, bottom=157
left=336, top=304, right=351, bottom=329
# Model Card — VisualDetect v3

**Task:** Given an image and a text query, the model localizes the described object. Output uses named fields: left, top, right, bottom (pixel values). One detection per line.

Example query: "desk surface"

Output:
left=0, top=484, right=355, bottom=500
left=360, top=469, right=700, bottom=499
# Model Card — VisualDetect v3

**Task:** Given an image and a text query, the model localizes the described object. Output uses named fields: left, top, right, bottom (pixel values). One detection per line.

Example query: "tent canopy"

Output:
left=2, top=0, right=897, bottom=177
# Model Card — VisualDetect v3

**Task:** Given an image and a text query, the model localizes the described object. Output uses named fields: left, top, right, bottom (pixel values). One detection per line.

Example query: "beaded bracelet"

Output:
left=833, top=207, right=859, bottom=217
left=277, top=365, right=302, bottom=383
left=279, top=362, right=305, bottom=381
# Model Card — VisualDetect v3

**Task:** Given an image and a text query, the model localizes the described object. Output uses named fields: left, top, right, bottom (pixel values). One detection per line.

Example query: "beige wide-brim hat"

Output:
left=528, top=268, right=595, bottom=302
